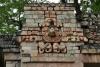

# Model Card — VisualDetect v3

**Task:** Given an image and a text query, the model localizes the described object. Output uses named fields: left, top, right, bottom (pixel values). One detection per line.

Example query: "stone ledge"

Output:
left=22, top=56, right=75, bottom=63
left=81, top=49, right=100, bottom=54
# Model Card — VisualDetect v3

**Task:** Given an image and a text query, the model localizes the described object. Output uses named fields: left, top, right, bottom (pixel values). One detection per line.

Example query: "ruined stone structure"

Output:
left=17, top=2, right=100, bottom=67
left=2, top=1, right=100, bottom=67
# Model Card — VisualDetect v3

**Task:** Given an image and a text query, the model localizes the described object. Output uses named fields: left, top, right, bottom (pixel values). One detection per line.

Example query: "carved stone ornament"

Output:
left=41, top=19, right=62, bottom=42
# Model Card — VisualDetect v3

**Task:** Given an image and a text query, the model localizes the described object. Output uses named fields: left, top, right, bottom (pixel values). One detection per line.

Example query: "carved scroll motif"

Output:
left=38, top=42, right=67, bottom=54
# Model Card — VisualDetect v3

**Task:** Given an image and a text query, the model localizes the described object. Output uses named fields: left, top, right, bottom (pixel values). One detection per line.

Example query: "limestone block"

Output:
left=63, top=23, right=70, bottom=27
left=41, top=6, right=47, bottom=10
left=36, top=7, right=42, bottom=10
left=54, top=6, right=60, bottom=10
left=62, top=11, right=68, bottom=15
left=21, top=31, right=27, bottom=35
left=26, top=22, right=38, bottom=27
left=97, top=49, right=100, bottom=53
left=24, top=14, right=33, bottom=18
left=48, top=7, right=53, bottom=10
left=72, top=47, right=78, bottom=50
left=81, top=49, right=88, bottom=53
left=68, top=7, right=75, bottom=10
left=56, top=11, right=62, bottom=14
left=57, top=15, right=66, bottom=19
left=26, top=19, right=34, bottom=23
left=67, top=43, right=84, bottom=47
left=62, top=32, right=67, bottom=36
left=67, top=46, right=73, bottom=50
left=24, top=7, right=31, bottom=10
left=22, top=57, right=31, bottom=62
left=31, top=7, right=37, bottom=10
left=88, top=49, right=96, bottom=53
left=32, top=50, right=38, bottom=56
left=32, top=11, right=44, bottom=15
left=27, top=30, right=39, bottom=35
left=22, top=27, right=28, bottom=30
left=74, top=50, right=80, bottom=53
left=33, top=15, right=44, bottom=19
left=22, top=47, right=32, bottom=54
left=24, top=11, right=33, bottom=15
left=60, top=7, right=65, bottom=10
left=58, top=54, right=65, bottom=57
left=32, top=28, right=40, bottom=31
left=4, top=53, right=20, bottom=60
left=50, top=11, right=56, bottom=15
left=45, top=14, right=49, bottom=18
left=35, top=36, right=42, bottom=41
left=70, top=19, right=76, bottom=23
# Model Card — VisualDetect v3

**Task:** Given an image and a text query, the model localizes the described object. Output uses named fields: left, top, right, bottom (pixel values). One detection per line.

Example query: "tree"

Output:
left=0, top=0, right=49, bottom=34
left=91, top=0, right=100, bottom=17
left=0, top=0, right=26, bottom=34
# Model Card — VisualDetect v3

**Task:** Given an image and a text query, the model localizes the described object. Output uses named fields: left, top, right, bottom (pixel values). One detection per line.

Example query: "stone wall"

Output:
left=18, top=3, right=100, bottom=67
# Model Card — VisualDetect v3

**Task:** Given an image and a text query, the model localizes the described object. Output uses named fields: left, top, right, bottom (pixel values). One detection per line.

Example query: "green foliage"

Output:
left=0, top=0, right=25, bottom=34
left=0, top=0, right=49, bottom=34
left=91, top=0, right=100, bottom=14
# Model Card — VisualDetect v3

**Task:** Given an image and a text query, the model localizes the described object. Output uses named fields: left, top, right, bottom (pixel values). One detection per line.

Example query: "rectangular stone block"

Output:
left=34, top=15, right=44, bottom=19
left=81, top=49, right=88, bottom=53
left=32, top=50, right=38, bottom=56
left=64, top=7, right=75, bottom=10
left=60, top=7, right=65, bottom=10
left=88, top=49, right=96, bottom=53
left=57, top=15, right=66, bottom=19
left=24, top=7, right=31, bottom=10
left=21, top=31, right=27, bottom=35
left=54, top=6, right=60, bottom=10
left=22, top=57, right=31, bottom=62
left=41, top=6, right=47, bottom=10
left=56, top=11, right=62, bottom=14
left=24, top=14, right=33, bottom=18
left=72, top=47, right=79, bottom=50
left=48, top=7, right=53, bottom=10
left=35, top=36, right=42, bottom=41
left=24, top=11, right=33, bottom=14
left=28, top=27, right=40, bottom=31
left=31, top=7, right=37, bottom=10
left=45, top=14, right=50, bottom=18
left=4, top=53, right=20, bottom=60
left=27, top=23, right=38, bottom=27
left=26, top=19, right=34, bottom=23
left=67, top=46, right=73, bottom=50
left=36, top=7, right=42, bottom=10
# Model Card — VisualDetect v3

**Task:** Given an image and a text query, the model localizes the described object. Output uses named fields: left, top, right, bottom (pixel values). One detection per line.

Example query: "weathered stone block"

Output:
left=31, top=7, right=37, bottom=10
left=24, top=14, right=33, bottom=18
left=24, top=7, right=31, bottom=10
left=48, top=7, right=53, bottom=10
left=54, top=6, right=60, bottom=10
left=22, top=57, right=31, bottom=62
left=41, top=6, right=47, bottom=10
